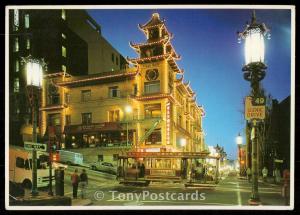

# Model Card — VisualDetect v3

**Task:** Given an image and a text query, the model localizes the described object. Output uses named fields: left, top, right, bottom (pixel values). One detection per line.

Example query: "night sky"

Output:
left=87, top=8, right=292, bottom=160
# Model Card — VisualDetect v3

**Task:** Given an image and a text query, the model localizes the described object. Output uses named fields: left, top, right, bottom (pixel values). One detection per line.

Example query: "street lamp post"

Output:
left=22, top=56, right=45, bottom=196
left=236, top=133, right=243, bottom=176
left=238, top=11, right=270, bottom=205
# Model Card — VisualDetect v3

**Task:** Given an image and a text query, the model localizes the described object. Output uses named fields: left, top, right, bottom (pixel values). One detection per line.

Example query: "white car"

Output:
left=90, top=162, right=117, bottom=175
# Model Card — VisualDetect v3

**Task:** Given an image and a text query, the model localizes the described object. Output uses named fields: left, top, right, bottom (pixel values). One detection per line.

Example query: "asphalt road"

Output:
left=62, top=167, right=288, bottom=206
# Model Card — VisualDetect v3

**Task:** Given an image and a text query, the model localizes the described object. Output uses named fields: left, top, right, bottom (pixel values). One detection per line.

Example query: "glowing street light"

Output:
left=21, top=56, right=46, bottom=196
left=180, top=138, right=187, bottom=152
left=236, top=133, right=243, bottom=176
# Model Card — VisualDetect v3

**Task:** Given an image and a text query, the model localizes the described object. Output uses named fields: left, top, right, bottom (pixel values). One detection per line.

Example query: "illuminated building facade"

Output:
left=40, top=13, right=205, bottom=158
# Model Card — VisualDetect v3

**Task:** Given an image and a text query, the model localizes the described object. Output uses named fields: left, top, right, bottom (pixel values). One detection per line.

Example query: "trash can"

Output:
left=55, top=167, right=64, bottom=196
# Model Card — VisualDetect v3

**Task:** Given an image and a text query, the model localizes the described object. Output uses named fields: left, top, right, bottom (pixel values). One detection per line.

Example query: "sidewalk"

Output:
left=72, top=198, right=92, bottom=206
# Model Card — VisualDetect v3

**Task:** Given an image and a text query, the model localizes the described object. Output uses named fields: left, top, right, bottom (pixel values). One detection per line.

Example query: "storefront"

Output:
left=64, top=122, right=134, bottom=148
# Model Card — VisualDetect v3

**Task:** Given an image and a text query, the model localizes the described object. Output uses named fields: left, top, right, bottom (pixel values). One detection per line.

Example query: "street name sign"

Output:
left=245, top=96, right=266, bottom=120
left=24, top=142, right=47, bottom=152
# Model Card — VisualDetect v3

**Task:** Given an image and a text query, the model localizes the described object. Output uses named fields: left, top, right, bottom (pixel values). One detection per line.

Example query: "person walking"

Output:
left=79, top=169, right=88, bottom=199
left=282, top=168, right=290, bottom=205
left=71, top=169, right=79, bottom=199
left=247, top=167, right=251, bottom=183
left=262, top=166, right=268, bottom=182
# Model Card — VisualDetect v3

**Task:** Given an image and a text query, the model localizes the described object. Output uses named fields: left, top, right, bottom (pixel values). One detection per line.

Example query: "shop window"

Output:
left=16, top=157, right=25, bottom=168
left=145, top=129, right=162, bottom=145
left=24, top=14, right=30, bottom=28
left=144, top=81, right=160, bottom=94
left=82, top=113, right=92, bottom=125
left=109, top=86, right=120, bottom=98
left=81, top=90, right=91, bottom=102
left=144, top=104, right=161, bottom=119
left=65, top=115, right=71, bottom=125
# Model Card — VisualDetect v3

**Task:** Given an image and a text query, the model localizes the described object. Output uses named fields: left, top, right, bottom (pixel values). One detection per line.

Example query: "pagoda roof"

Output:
left=56, top=69, right=138, bottom=87
left=127, top=54, right=183, bottom=74
left=138, top=13, right=165, bottom=30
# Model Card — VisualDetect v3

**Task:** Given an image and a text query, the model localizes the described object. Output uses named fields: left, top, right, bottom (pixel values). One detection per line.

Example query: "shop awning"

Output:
left=64, top=122, right=123, bottom=134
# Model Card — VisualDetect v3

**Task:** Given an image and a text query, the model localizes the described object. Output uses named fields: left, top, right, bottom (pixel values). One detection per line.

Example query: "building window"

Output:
left=15, top=60, right=19, bottom=72
left=144, top=104, right=161, bottom=119
left=62, top=65, right=66, bottom=72
left=133, top=84, right=137, bottom=96
left=109, top=86, right=120, bottom=98
left=62, top=33, right=66, bottom=39
left=108, top=110, right=120, bottom=122
left=65, top=115, right=71, bottom=125
left=14, top=78, right=19, bottom=92
left=24, top=14, right=30, bottom=28
left=116, top=56, right=119, bottom=65
left=111, top=53, right=114, bottom=62
left=144, top=81, right=160, bottom=94
left=14, top=37, right=19, bottom=52
left=26, top=38, right=30, bottom=49
left=13, top=9, right=19, bottom=30
left=62, top=46, right=67, bottom=57
left=177, top=114, right=182, bottom=127
left=146, top=129, right=162, bottom=145
left=65, top=92, right=70, bottom=104
left=81, top=90, right=91, bottom=102
left=82, top=113, right=92, bottom=125
left=47, top=113, right=61, bottom=126
left=62, top=9, right=66, bottom=20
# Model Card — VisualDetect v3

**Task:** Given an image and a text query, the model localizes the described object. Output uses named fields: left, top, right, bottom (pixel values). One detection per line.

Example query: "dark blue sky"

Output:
left=88, top=9, right=291, bottom=159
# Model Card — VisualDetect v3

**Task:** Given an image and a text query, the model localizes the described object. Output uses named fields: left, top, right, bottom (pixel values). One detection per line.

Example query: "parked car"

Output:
left=90, top=162, right=117, bottom=175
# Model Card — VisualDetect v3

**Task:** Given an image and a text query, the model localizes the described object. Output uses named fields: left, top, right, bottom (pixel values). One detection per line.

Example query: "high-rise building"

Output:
left=8, top=9, right=127, bottom=146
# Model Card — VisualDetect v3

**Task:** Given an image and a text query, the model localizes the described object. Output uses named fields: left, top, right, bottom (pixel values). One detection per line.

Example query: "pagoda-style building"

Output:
left=127, top=13, right=205, bottom=154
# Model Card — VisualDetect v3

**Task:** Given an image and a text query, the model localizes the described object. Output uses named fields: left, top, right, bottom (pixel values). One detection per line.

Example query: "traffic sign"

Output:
left=245, top=96, right=266, bottom=120
left=24, top=142, right=47, bottom=152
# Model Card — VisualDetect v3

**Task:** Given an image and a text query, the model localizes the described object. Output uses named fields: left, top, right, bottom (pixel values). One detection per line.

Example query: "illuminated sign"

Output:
left=166, top=102, right=171, bottom=145
left=24, top=142, right=47, bottom=152
left=245, top=96, right=265, bottom=120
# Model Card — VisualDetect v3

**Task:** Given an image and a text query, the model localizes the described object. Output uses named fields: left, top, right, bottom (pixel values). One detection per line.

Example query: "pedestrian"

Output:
left=79, top=169, right=88, bottom=199
left=275, top=168, right=281, bottom=184
left=262, top=166, right=268, bottom=182
left=140, top=163, right=145, bottom=178
left=247, top=167, right=251, bottom=183
left=116, top=165, right=123, bottom=180
left=282, top=168, right=290, bottom=205
left=71, top=169, right=79, bottom=199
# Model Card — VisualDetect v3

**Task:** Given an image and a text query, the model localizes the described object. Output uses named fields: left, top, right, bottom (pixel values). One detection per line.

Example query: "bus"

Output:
left=9, top=146, right=55, bottom=189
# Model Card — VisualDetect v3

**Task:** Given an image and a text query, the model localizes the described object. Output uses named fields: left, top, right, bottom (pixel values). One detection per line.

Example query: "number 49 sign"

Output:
left=245, top=96, right=266, bottom=120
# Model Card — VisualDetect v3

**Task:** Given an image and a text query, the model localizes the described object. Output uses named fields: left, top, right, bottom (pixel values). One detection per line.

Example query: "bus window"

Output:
left=25, top=159, right=30, bottom=170
left=16, top=157, right=25, bottom=168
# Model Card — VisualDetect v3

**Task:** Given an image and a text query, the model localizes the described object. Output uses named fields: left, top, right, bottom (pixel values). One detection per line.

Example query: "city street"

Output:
left=62, top=166, right=287, bottom=206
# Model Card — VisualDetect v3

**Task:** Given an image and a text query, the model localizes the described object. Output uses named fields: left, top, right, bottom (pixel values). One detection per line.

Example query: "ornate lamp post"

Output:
left=21, top=55, right=46, bottom=196
left=238, top=11, right=270, bottom=205
left=236, top=133, right=243, bottom=176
